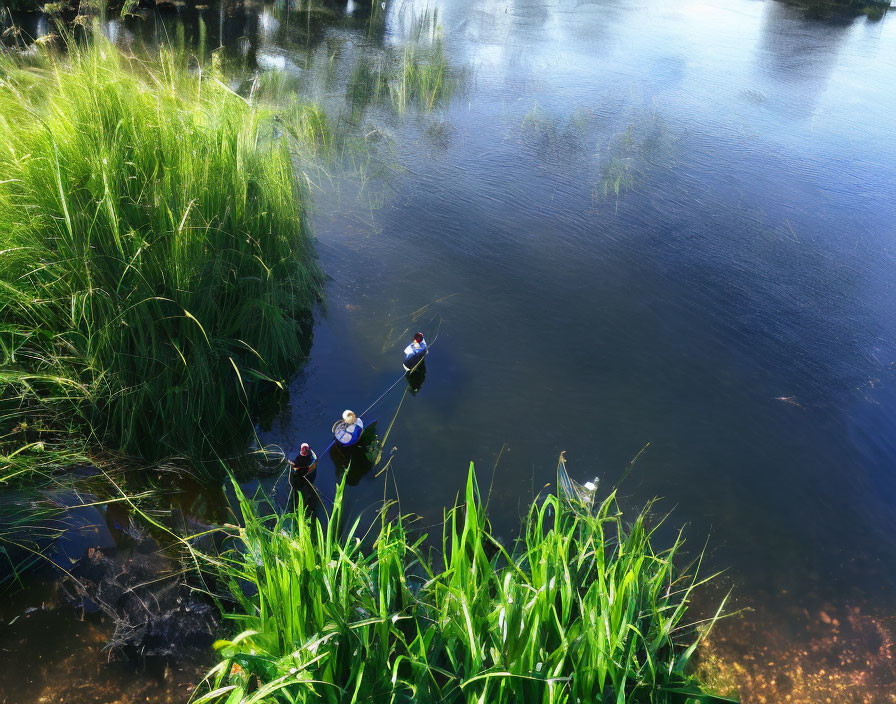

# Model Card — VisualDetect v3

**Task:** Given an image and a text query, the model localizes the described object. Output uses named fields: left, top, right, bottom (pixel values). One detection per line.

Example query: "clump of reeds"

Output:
left=596, top=116, right=672, bottom=210
left=346, top=16, right=458, bottom=119
left=0, top=34, right=322, bottom=469
left=390, top=9, right=454, bottom=114
left=391, top=37, right=453, bottom=113
left=345, top=38, right=455, bottom=116
left=191, top=467, right=735, bottom=703
left=283, top=99, right=334, bottom=157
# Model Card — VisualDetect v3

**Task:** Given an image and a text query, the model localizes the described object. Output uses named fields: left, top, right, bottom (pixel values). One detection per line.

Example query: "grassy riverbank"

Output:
left=0, top=36, right=322, bottom=473
left=191, top=467, right=734, bottom=704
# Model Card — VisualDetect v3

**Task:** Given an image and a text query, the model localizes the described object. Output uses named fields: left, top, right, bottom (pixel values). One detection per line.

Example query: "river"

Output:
left=3, top=0, right=896, bottom=701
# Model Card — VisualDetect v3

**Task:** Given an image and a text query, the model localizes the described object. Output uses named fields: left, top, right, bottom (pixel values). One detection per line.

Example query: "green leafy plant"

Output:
left=192, top=466, right=736, bottom=703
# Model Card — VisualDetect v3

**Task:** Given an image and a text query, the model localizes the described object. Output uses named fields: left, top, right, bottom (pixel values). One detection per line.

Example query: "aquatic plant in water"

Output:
left=390, top=31, right=453, bottom=114
left=0, top=35, right=323, bottom=470
left=596, top=116, right=674, bottom=211
left=191, top=467, right=735, bottom=703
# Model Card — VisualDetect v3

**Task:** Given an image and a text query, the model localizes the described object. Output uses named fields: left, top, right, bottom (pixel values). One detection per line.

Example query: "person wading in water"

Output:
left=403, top=332, right=427, bottom=372
left=288, top=443, right=317, bottom=490
left=333, top=410, right=364, bottom=446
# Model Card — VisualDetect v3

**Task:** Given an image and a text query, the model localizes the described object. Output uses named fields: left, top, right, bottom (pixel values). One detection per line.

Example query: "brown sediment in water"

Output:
left=32, top=658, right=205, bottom=704
left=0, top=602, right=208, bottom=704
left=0, top=520, right=217, bottom=704
left=696, top=597, right=896, bottom=704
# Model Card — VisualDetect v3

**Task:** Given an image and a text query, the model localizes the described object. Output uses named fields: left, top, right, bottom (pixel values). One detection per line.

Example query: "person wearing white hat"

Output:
left=333, top=409, right=364, bottom=446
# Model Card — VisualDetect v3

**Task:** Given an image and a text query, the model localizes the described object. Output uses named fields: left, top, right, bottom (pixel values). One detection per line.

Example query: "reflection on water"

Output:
left=756, top=1, right=854, bottom=119
left=3, top=0, right=896, bottom=701
left=406, top=361, right=426, bottom=394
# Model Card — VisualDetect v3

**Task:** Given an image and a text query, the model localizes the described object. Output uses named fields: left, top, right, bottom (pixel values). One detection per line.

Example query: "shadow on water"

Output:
left=405, top=360, right=426, bottom=394
left=329, top=420, right=380, bottom=485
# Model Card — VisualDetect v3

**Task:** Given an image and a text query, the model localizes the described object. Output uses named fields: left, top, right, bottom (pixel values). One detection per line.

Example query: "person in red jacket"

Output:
left=288, top=443, right=317, bottom=490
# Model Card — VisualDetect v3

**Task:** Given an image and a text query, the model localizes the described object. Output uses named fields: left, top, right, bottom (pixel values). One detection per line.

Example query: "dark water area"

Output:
left=4, top=0, right=896, bottom=701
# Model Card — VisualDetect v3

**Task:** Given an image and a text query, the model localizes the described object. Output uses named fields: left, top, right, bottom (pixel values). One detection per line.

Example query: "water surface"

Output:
left=5, top=0, right=896, bottom=700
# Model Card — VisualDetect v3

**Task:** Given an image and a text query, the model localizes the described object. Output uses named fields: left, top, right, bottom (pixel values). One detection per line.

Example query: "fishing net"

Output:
left=556, top=452, right=598, bottom=508
left=332, top=420, right=363, bottom=445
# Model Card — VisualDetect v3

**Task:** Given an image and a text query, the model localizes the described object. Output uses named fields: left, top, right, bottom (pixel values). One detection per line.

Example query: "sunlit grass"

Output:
left=191, top=466, right=735, bottom=704
left=390, top=38, right=453, bottom=113
left=0, top=34, right=322, bottom=471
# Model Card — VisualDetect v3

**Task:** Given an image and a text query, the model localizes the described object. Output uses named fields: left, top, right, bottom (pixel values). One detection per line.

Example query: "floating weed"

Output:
left=595, top=114, right=675, bottom=210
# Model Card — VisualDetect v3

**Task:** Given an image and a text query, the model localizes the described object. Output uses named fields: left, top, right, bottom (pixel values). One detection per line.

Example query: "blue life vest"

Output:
left=334, top=418, right=364, bottom=446
left=404, top=340, right=427, bottom=369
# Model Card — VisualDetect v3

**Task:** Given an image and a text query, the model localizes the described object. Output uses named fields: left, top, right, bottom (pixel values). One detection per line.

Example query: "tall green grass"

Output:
left=0, top=36, right=322, bottom=469
left=192, top=467, right=734, bottom=704
left=390, top=38, right=453, bottom=113
left=345, top=40, right=455, bottom=118
left=347, top=17, right=457, bottom=119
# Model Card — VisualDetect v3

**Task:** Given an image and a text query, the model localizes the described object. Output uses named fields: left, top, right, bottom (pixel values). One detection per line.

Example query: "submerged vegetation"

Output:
left=0, top=465, right=70, bottom=589
left=346, top=16, right=457, bottom=119
left=191, top=467, right=733, bottom=704
left=597, top=116, right=674, bottom=210
left=0, top=36, right=323, bottom=469
left=517, top=104, right=674, bottom=211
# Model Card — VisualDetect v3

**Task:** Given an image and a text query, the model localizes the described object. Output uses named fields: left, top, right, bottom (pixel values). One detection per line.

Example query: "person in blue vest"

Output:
left=403, top=332, right=428, bottom=372
left=333, top=409, right=364, bottom=446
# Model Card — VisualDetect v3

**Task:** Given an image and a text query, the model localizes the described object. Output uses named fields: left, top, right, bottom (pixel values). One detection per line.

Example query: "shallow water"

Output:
left=4, top=0, right=896, bottom=701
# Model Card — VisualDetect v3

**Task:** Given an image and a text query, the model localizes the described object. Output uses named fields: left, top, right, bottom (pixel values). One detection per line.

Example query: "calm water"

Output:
left=4, top=0, right=896, bottom=700
left=253, top=0, right=896, bottom=596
